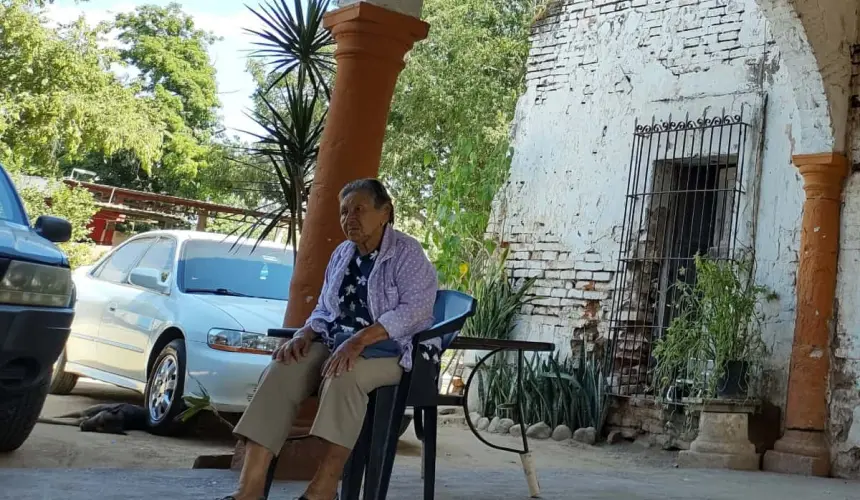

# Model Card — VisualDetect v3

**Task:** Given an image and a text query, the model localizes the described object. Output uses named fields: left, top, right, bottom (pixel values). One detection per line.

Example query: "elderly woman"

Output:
left=222, top=179, right=439, bottom=500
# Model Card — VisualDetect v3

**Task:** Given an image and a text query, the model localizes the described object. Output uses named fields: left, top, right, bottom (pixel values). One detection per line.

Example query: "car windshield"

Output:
left=0, top=169, right=27, bottom=225
left=180, top=240, right=294, bottom=301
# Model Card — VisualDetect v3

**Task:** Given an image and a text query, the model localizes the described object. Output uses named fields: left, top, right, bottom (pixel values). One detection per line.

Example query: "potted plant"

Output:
left=653, top=255, right=775, bottom=400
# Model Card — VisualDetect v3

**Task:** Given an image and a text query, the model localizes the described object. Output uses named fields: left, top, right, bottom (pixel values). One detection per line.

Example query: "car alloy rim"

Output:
left=52, top=350, right=64, bottom=377
left=149, top=354, right=178, bottom=422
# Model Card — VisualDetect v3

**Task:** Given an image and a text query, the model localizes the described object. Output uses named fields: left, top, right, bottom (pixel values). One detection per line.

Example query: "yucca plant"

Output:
left=247, top=0, right=335, bottom=96
left=231, top=0, right=335, bottom=251
left=460, top=245, right=536, bottom=340
left=477, top=346, right=607, bottom=432
left=554, top=342, right=608, bottom=430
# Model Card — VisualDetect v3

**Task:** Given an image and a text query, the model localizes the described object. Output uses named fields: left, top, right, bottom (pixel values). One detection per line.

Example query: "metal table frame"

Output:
left=450, top=337, right=556, bottom=456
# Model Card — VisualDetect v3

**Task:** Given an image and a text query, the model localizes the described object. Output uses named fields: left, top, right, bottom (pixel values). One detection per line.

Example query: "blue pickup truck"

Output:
left=0, top=165, right=75, bottom=452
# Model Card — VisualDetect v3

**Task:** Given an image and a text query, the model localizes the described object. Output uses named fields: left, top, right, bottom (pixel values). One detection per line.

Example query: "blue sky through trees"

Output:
left=47, top=0, right=290, bottom=139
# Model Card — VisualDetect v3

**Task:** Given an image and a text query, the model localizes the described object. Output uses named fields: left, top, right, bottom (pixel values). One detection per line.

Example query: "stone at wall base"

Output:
left=677, top=450, right=761, bottom=471
left=762, top=429, right=831, bottom=477
left=193, top=454, right=234, bottom=470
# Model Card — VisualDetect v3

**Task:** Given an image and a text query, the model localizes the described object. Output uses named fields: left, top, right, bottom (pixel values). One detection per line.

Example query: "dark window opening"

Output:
left=607, top=113, right=751, bottom=398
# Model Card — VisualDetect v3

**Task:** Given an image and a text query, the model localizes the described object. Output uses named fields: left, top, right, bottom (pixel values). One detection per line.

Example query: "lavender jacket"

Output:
left=304, top=226, right=439, bottom=371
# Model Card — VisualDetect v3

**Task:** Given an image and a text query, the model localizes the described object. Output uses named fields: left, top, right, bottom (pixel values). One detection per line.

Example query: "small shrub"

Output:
left=16, top=177, right=98, bottom=268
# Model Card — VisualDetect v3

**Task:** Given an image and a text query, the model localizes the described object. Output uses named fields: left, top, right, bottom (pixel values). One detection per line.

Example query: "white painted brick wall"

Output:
left=528, top=0, right=773, bottom=104
left=500, top=0, right=860, bottom=476
left=489, top=0, right=833, bottom=412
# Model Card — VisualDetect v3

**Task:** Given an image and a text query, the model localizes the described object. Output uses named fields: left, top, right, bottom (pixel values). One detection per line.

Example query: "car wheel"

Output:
left=144, top=339, right=187, bottom=436
left=0, top=378, right=49, bottom=452
left=49, top=349, right=78, bottom=395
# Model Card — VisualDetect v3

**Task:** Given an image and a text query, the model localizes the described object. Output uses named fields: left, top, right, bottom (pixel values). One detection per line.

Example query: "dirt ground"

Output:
left=0, top=379, right=679, bottom=472
left=4, top=381, right=860, bottom=500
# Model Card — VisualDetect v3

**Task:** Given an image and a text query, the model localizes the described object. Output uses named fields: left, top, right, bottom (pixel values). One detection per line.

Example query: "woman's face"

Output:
left=340, top=190, right=390, bottom=244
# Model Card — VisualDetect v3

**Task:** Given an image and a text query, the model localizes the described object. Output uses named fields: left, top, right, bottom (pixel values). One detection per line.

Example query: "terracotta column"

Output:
left=763, top=153, right=849, bottom=477
left=230, top=1, right=429, bottom=481
left=283, top=2, right=429, bottom=328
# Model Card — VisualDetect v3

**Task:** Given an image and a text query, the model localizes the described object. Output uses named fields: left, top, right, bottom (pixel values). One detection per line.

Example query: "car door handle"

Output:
left=108, top=303, right=117, bottom=312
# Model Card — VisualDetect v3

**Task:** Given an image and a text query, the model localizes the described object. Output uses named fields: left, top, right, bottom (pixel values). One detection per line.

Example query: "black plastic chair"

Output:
left=263, top=289, right=477, bottom=500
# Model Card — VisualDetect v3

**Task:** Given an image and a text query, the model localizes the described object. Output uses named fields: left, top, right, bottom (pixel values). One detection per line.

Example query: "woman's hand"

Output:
left=273, top=327, right=316, bottom=364
left=322, top=337, right=364, bottom=378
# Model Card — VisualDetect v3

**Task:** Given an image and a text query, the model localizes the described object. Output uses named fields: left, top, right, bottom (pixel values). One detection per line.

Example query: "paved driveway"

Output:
left=1, top=466, right=857, bottom=499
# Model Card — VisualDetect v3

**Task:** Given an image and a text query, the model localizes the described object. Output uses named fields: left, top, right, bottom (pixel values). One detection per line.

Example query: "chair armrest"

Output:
left=268, top=328, right=300, bottom=339
left=412, top=317, right=469, bottom=344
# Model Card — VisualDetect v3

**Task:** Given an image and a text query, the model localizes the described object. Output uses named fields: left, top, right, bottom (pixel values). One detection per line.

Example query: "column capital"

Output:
left=335, top=0, right=424, bottom=18
left=324, top=2, right=429, bottom=67
left=792, top=152, right=849, bottom=200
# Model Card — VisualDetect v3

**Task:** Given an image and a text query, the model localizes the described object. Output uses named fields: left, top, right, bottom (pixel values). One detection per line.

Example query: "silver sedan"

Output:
left=52, top=230, right=294, bottom=434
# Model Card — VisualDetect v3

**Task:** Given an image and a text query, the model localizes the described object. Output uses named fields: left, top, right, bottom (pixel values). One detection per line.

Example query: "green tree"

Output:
left=114, top=3, right=220, bottom=132
left=71, top=3, right=224, bottom=198
left=380, top=0, right=537, bottom=283
left=0, top=0, right=164, bottom=176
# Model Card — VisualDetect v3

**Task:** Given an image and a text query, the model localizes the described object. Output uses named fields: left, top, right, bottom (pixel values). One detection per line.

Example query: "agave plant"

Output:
left=230, top=0, right=335, bottom=251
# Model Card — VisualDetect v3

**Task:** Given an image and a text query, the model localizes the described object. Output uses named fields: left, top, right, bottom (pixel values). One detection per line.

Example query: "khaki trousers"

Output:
left=233, top=342, right=403, bottom=454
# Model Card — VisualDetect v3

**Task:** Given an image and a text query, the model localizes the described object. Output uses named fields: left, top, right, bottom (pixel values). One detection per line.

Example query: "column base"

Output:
left=762, top=430, right=830, bottom=477
left=677, top=411, right=761, bottom=471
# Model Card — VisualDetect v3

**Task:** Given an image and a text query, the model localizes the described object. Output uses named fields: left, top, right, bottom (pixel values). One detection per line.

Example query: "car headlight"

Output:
left=207, top=328, right=282, bottom=354
left=0, top=260, right=72, bottom=308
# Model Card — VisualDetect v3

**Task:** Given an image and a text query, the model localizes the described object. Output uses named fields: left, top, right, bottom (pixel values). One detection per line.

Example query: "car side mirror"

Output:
left=34, top=215, right=72, bottom=244
left=129, top=267, right=169, bottom=294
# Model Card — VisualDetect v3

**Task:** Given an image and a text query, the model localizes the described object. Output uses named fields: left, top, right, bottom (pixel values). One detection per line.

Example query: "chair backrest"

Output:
left=430, top=289, right=477, bottom=351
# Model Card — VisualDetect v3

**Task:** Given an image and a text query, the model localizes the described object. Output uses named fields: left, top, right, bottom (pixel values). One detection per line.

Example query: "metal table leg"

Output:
left=461, top=348, right=541, bottom=497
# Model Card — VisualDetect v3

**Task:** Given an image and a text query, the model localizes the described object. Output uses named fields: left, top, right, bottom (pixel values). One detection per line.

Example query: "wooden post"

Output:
left=196, top=210, right=208, bottom=232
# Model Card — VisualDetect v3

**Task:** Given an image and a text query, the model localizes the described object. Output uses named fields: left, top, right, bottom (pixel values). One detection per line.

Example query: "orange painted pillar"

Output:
left=763, top=153, right=849, bottom=477
left=282, top=2, right=429, bottom=328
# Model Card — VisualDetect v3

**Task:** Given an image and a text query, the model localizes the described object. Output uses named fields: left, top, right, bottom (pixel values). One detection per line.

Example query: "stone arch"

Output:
left=753, top=0, right=857, bottom=154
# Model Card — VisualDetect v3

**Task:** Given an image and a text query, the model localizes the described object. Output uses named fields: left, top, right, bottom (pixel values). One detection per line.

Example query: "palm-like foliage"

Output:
left=234, top=0, right=335, bottom=252
left=247, top=0, right=335, bottom=96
